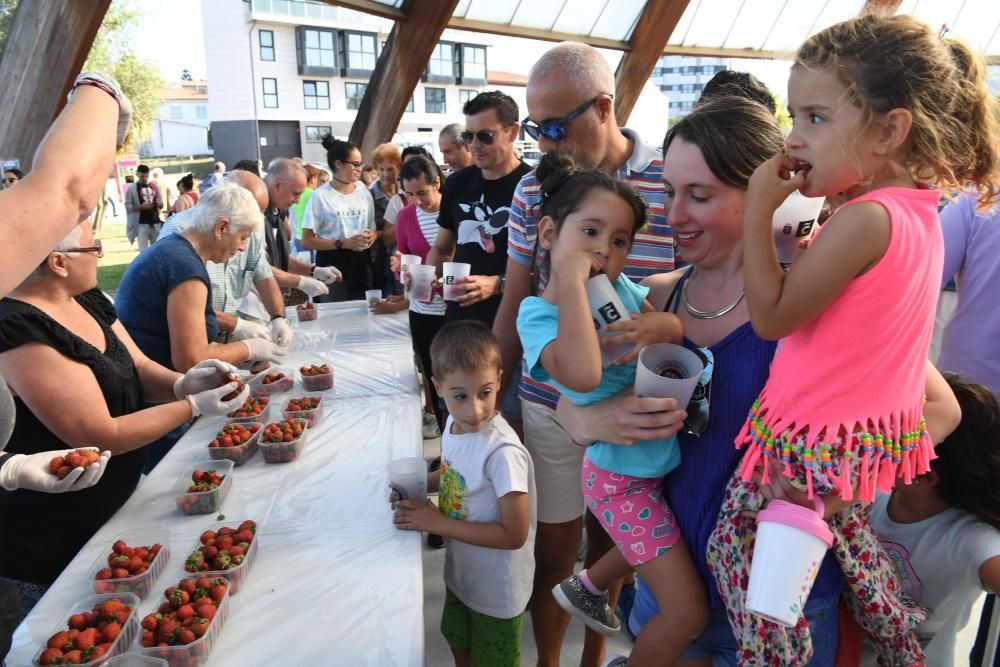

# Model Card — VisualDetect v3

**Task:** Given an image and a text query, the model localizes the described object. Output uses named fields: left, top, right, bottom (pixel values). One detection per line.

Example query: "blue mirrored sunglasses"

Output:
left=521, top=94, right=611, bottom=142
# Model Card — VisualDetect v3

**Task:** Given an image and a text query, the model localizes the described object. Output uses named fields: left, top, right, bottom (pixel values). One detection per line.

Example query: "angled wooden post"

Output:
left=614, top=0, right=690, bottom=124
left=341, top=0, right=460, bottom=158
left=0, top=0, right=111, bottom=170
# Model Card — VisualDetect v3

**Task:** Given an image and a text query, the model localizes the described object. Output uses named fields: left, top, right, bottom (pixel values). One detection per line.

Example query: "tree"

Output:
left=0, top=0, right=15, bottom=48
left=772, top=93, right=792, bottom=132
left=83, top=1, right=163, bottom=151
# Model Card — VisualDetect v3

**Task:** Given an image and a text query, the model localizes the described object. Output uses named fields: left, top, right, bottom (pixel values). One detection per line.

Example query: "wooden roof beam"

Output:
left=346, top=0, right=459, bottom=158
left=614, top=0, right=691, bottom=124
left=0, top=0, right=111, bottom=170
left=859, top=0, right=903, bottom=17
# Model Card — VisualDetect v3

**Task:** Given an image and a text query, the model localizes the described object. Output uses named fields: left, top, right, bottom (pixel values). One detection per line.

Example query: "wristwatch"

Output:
left=335, top=239, right=343, bottom=250
left=498, top=275, right=506, bottom=295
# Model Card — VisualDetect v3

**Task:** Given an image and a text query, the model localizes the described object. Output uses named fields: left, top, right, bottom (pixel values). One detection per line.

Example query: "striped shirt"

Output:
left=410, top=207, right=447, bottom=317
left=507, top=128, right=674, bottom=409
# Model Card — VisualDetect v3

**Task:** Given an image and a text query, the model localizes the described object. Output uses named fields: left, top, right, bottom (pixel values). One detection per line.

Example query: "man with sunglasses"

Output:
left=491, top=42, right=675, bottom=667
left=425, top=91, right=531, bottom=329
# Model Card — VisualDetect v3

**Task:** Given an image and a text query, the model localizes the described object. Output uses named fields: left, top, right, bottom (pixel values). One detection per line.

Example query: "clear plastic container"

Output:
left=282, top=394, right=324, bottom=428
left=260, top=418, right=309, bottom=463
left=33, top=592, right=140, bottom=666
left=248, top=366, right=294, bottom=396
left=102, top=655, right=168, bottom=666
left=295, top=303, right=319, bottom=321
left=298, top=365, right=334, bottom=392
left=135, top=579, right=230, bottom=667
left=224, top=395, right=270, bottom=423
left=171, top=460, right=234, bottom=515
left=180, top=521, right=259, bottom=595
left=88, top=528, right=170, bottom=600
left=207, top=423, right=261, bottom=466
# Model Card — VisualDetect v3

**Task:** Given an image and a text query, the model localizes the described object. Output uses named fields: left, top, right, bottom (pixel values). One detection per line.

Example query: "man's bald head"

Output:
left=224, top=170, right=269, bottom=212
left=264, top=158, right=308, bottom=210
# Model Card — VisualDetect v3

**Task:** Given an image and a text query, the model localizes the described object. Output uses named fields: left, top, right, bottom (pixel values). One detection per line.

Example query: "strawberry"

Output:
left=157, top=617, right=178, bottom=643
left=178, top=628, right=196, bottom=645
left=61, top=649, right=83, bottom=663
left=47, top=630, right=72, bottom=650
left=140, top=630, right=156, bottom=647
left=212, top=553, right=231, bottom=570
left=176, top=604, right=195, bottom=621
left=141, top=614, right=159, bottom=631
left=67, top=613, right=87, bottom=631
left=195, top=604, right=216, bottom=621
left=191, top=617, right=210, bottom=638
left=101, top=622, right=121, bottom=643
left=38, top=648, right=62, bottom=666
left=95, top=568, right=113, bottom=580
left=73, top=626, right=97, bottom=650
left=210, top=583, right=227, bottom=603
left=48, top=456, right=65, bottom=475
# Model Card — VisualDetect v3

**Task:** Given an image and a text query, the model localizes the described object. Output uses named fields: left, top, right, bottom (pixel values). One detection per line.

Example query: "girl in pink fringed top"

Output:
left=705, top=14, right=1000, bottom=667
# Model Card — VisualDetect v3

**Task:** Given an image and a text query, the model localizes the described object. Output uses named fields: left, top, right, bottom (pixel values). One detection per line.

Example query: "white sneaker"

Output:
left=422, top=413, right=441, bottom=439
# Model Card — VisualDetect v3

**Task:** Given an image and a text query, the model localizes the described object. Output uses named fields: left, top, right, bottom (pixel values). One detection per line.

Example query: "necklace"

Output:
left=682, top=274, right=745, bottom=320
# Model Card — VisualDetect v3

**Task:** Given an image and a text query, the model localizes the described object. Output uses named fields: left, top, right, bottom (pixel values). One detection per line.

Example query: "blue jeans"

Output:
left=629, top=583, right=839, bottom=666
left=501, top=374, right=522, bottom=421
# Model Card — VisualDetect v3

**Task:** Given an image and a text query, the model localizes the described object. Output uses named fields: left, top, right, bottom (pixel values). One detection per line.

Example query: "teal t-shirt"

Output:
left=517, top=274, right=681, bottom=478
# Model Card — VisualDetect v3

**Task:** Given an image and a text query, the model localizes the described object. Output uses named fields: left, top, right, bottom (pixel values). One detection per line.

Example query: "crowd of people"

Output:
left=1, top=12, right=1000, bottom=667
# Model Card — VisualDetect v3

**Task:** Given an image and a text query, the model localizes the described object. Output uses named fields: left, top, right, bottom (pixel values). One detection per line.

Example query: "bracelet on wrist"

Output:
left=269, top=313, right=286, bottom=322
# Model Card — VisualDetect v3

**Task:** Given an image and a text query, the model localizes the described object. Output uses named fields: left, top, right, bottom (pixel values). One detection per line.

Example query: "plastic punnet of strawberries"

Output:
left=38, top=598, right=133, bottom=665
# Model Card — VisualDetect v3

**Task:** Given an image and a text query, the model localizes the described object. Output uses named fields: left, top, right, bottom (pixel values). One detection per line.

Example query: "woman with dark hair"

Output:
left=3, top=169, right=23, bottom=189
left=302, top=137, right=375, bottom=301
left=169, top=174, right=198, bottom=215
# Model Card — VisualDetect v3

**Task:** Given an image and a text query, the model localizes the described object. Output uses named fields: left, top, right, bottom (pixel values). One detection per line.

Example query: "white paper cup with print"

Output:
left=388, top=457, right=427, bottom=512
left=408, top=264, right=436, bottom=304
left=634, top=343, right=704, bottom=407
left=772, top=191, right=824, bottom=266
left=366, top=289, right=383, bottom=311
left=747, top=500, right=834, bottom=626
left=400, top=254, right=421, bottom=299
left=442, top=262, right=472, bottom=301
left=584, top=274, right=633, bottom=367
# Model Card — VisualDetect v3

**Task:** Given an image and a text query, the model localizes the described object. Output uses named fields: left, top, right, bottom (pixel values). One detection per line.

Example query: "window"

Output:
left=259, top=30, right=275, bottom=61
left=340, top=31, right=376, bottom=75
left=196, top=106, right=208, bottom=120
left=304, top=28, right=335, bottom=68
left=344, top=82, right=366, bottom=110
left=305, top=125, right=332, bottom=143
left=461, top=45, right=487, bottom=82
left=262, top=78, right=278, bottom=108
left=425, top=87, right=446, bottom=114
left=681, top=83, right=696, bottom=93
left=169, top=106, right=183, bottom=120
left=681, top=66, right=695, bottom=74
left=459, top=89, right=477, bottom=105
left=427, top=43, right=455, bottom=79
left=304, top=80, right=330, bottom=110
left=405, top=96, right=414, bottom=112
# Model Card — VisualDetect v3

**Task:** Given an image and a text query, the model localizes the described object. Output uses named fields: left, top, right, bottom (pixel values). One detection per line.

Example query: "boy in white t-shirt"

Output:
left=394, top=320, right=535, bottom=666
left=851, top=375, right=1000, bottom=666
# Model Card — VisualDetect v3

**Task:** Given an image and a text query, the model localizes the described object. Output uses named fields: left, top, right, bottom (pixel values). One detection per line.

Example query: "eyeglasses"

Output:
left=62, top=239, right=104, bottom=259
left=522, top=95, right=611, bottom=142
left=340, top=160, right=362, bottom=169
left=459, top=130, right=499, bottom=146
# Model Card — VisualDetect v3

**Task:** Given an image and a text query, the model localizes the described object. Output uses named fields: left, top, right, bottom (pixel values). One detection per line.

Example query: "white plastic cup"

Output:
left=584, top=274, right=633, bottom=366
left=400, top=254, right=421, bottom=299
left=442, top=262, right=472, bottom=301
left=746, top=499, right=834, bottom=626
left=409, top=264, right=436, bottom=304
left=388, top=456, right=427, bottom=510
left=634, top=344, right=704, bottom=407
left=772, top=191, right=824, bottom=266
left=366, top=289, right=383, bottom=310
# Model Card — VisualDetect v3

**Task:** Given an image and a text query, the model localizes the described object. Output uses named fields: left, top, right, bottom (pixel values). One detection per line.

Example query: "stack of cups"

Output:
left=772, top=191, right=825, bottom=268
left=584, top=274, right=633, bottom=367
left=400, top=254, right=421, bottom=300
left=442, top=262, right=472, bottom=301
left=388, top=456, right=427, bottom=509
left=634, top=343, right=704, bottom=408
left=746, top=499, right=834, bottom=626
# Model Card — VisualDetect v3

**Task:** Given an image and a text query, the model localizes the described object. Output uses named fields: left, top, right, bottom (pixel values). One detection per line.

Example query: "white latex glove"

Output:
left=185, top=382, right=250, bottom=418
left=0, top=448, right=111, bottom=493
left=172, top=359, right=240, bottom=399
left=312, top=265, right=342, bottom=284
left=297, top=275, right=329, bottom=297
left=267, top=317, right=294, bottom=347
left=243, top=337, right=288, bottom=363
left=230, top=318, right=271, bottom=342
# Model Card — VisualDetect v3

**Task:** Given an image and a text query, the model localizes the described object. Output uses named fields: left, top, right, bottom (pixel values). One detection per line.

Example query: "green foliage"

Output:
left=83, top=1, right=163, bottom=150
left=0, top=0, right=16, bottom=48
left=773, top=93, right=792, bottom=132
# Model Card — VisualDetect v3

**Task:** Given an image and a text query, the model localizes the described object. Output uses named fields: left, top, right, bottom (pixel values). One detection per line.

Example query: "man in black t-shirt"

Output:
left=427, top=91, right=531, bottom=328
left=126, top=164, right=163, bottom=252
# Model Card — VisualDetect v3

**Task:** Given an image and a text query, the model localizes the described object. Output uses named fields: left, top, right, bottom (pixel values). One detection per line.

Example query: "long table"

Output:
left=8, top=301, right=424, bottom=665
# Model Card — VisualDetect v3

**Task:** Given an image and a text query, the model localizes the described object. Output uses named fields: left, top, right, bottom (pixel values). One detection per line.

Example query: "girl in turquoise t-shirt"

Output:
left=516, top=152, right=707, bottom=665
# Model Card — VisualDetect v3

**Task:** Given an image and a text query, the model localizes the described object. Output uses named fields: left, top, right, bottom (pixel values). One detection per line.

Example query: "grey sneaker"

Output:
left=422, top=412, right=440, bottom=439
left=552, top=574, right=621, bottom=635
left=600, top=655, right=629, bottom=667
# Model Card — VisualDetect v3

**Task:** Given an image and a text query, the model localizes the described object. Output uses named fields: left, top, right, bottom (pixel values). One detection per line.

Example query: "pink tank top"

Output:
left=737, top=187, right=943, bottom=501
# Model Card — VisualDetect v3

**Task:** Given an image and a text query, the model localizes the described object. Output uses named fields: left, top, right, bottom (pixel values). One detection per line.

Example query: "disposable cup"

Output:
left=746, top=499, right=834, bottom=626
left=442, top=262, right=472, bottom=301
left=634, top=344, right=703, bottom=407
left=409, top=264, right=436, bottom=304
left=365, top=289, right=383, bottom=310
left=584, top=274, right=633, bottom=366
left=401, top=254, right=421, bottom=299
left=773, top=191, right=824, bottom=266
left=388, top=456, right=427, bottom=509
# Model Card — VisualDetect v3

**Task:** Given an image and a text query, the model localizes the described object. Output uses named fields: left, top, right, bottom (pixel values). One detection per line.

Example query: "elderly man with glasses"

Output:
left=424, top=91, right=532, bottom=329
left=490, top=41, right=676, bottom=667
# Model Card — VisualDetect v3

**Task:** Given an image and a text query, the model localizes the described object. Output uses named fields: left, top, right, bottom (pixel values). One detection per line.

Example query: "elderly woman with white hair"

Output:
left=0, top=220, right=250, bottom=622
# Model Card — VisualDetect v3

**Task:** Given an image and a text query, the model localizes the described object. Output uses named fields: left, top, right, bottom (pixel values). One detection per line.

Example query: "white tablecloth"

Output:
left=8, top=301, right=424, bottom=666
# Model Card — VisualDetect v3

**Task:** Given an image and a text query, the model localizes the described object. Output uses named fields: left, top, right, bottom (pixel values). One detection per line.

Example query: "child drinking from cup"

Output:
left=393, top=320, right=535, bottom=667
left=707, top=14, right=999, bottom=666
left=516, top=152, right=707, bottom=666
